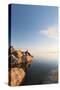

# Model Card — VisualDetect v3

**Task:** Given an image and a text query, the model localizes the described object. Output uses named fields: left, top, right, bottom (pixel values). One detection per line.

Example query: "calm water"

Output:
left=22, top=58, right=58, bottom=85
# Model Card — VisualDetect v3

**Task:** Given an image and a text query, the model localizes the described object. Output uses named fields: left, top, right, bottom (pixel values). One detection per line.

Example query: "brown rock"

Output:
left=8, top=46, right=33, bottom=86
left=17, top=50, right=23, bottom=58
left=9, top=68, right=25, bottom=86
left=26, top=54, right=32, bottom=63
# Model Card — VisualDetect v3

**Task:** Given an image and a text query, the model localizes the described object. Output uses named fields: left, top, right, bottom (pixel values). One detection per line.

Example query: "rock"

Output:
left=9, top=68, right=25, bottom=86
left=17, top=50, right=23, bottom=58
left=9, top=46, right=16, bottom=54
left=26, top=54, right=32, bottom=63
left=8, top=46, right=33, bottom=86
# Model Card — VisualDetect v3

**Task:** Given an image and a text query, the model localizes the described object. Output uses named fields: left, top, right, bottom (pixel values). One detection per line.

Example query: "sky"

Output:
left=10, top=4, right=58, bottom=58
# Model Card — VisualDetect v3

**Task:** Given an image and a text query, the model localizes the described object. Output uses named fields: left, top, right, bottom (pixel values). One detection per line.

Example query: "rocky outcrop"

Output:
left=9, top=68, right=25, bottom=86
left=8, top=46, right=33, bottom=86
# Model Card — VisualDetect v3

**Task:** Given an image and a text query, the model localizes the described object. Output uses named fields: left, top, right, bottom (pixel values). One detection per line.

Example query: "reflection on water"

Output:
left=22, top=58, right=58, bottom=85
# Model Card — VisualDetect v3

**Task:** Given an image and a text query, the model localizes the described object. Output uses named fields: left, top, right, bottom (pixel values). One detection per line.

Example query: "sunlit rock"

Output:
left=9, top=68, right=25, bottom=86
left=8, top=46, right=33, bottom=86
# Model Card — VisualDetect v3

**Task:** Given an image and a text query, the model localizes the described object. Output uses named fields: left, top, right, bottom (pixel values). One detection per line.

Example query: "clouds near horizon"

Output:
left=38, top=26, right=58, bottom=40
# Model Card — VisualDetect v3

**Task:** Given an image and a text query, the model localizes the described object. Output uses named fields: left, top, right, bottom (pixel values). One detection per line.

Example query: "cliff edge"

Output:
left=8, top=46, right=33, bottom=86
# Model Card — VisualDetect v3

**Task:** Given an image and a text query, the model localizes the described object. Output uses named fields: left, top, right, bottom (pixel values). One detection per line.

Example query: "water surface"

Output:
left=22, top=58, right=58, bottom=85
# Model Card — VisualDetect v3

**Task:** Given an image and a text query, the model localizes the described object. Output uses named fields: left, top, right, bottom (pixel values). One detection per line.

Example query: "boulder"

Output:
left=8, top=46, right=33, bottom=86
left=9, top=68, right=25, bottom=86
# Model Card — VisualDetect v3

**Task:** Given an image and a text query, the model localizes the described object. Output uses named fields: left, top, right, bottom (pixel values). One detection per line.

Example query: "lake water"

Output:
left=22, top=58, right=58, bottom=85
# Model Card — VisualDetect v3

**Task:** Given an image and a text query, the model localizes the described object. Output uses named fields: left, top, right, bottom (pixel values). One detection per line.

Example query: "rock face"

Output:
left=8, top=46, right=33, bottom=86
left=9, top=68, right=25, bottom=86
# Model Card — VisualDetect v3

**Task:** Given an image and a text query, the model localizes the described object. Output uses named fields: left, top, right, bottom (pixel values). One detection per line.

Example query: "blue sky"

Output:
left=11, top=4, right=58, bottom=56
